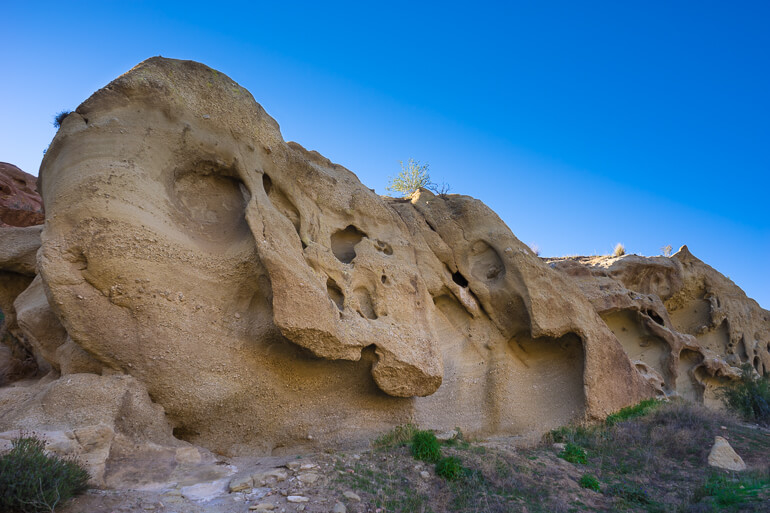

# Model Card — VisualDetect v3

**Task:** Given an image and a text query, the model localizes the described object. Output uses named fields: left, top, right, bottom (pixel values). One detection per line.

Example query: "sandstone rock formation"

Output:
left=0, top=163, right=44, bottom=227
left=0, top=57, right=767, bottom=465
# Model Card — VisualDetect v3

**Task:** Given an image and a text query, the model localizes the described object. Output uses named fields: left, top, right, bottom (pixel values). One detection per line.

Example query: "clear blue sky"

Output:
left=2, top=1, right=768, bottom=308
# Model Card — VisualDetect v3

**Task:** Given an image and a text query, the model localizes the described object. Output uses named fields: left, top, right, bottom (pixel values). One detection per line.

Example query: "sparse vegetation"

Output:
left=605, top=398, right=663, bottom=426
left=558, top=442, right=587, bottom=464
left=579, top=473, right=600, bottom=491
left=661, top=244, right=673, bottom=257
left=410, top=430, right=441, bottom=463
left=719, top=363, right=770, bottom=425
left=52, top=111, right=71, bottom=129
left=0, top=434, right=89, bottom=513
left=332, top=403, right=770, bottom=512
left=613, top=242, right=626, bottom=257
left=373, top=423, right=418, bottom=448
left=436, top=456, right=464, bottom=480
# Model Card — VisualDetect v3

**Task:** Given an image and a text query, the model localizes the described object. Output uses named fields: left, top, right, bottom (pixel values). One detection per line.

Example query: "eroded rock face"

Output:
left=1, top=57, right=762, bottom=458
left=547, top=246, right=770, bottom=406
left=0, top=163, right=44, bottom=227
left=28, top=57, right=654, bottom=454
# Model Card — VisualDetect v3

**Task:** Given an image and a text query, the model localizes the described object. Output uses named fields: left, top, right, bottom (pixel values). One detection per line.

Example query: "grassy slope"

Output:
left=333, top=401, right=770, bottom=513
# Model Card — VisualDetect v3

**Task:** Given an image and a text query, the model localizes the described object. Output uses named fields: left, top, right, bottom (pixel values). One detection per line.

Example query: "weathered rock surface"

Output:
left=707, top=436, right=746, bottom=471
left=0, top=57, right=767, bottom=463
left=0, top=163, right=44, bottom=227
left=547, top=247, right=770, bottom=406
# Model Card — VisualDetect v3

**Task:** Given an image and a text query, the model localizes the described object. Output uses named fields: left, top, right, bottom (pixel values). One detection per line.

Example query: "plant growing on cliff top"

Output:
left=52, top=111, right=71, bottom=129
left=613, top=243, right=626, bottom=257
left=386, top=159, right=432, bottom=197
left=0, top=434, right=89, bottom=512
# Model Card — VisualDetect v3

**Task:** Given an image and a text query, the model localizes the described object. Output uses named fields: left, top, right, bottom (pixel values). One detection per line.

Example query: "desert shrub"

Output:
left=719, top=364, right=770, bottom=424
left=410, top=430, right=441, bottom=463
left=579, top=473, right=601, bottom=492
left=373, top=423, right=418, bottom=448
left=558, top=442, right=587, bottom=464
left=436, top=456, right=464, bottom=480
left=605, top=398, right=663, bottom=426
left=613, top=243, right=626, bottom=257
left=52, top=111, right=71, bottom=129
left=0, top=434, right=90, bottom=513
left=387, top=159, right=431, bottom=197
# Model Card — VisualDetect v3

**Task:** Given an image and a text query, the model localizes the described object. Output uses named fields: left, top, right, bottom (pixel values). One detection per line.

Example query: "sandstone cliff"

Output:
left=0, top=58, right=767, bottom=475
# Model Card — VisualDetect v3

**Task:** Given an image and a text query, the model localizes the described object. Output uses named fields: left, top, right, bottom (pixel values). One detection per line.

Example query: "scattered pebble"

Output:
left=343, top=491, right=361, bottom=502
left=287, top=495, right=310, bottom=503
left=333, top=502, right=347, bottom=513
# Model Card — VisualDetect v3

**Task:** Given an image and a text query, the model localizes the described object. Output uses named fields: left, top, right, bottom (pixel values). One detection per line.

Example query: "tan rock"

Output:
left=229, top=474, right=254, bottom=492
left=708, top=436, right=746, bottom=471
left=14, top=56, right=764, bottom=459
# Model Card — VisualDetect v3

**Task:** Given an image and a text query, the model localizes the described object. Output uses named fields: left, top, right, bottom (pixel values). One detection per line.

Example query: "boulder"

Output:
left=707, top=436, right=746, bottom=471
left=0, top=163, right=44, bottom=228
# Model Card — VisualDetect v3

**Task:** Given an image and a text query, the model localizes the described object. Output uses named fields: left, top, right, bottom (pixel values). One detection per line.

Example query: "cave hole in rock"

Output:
left=326, top=278, right=344, bottom=311
left=375, top=239, right=393, bottom=256
left=331, top=225, right=367, bottom=264
left=754, top=356, right=762, bottom=374
left=171, top=161, right=250, bottom=244
left=172, top=426, right=199, bottom=442
left=452, top=271, right=469, bottom=288
left=646, top=309, right=665, bottom=326
left=381, top=275, right=388, bottom=284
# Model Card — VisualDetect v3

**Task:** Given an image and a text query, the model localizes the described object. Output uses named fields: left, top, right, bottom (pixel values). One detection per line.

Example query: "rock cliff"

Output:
left=0, top=58, right=767, bottom=470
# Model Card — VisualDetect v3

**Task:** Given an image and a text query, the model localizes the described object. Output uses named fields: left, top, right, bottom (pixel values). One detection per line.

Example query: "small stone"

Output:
left=297, top=506, right=306, bottom=512
left=343, top=491, right=361, bottom=502
left=299, top=463, right=317, bottom=471
left=287, top=496, right=310, bottom=503
left=553, top=442, right=566, bottom=451
left=420, top=471, right=430, bottom=480
left=298, top=472, right=320, bottom=485
left=249, top=504, right=275, bottom=511
left=708, top=436, right=746, bottom=471
left=229, top=475, right=254, bottom=493
left=333, top=502, right=347, bottom=513
left=435, top=429, right=458, bottom=441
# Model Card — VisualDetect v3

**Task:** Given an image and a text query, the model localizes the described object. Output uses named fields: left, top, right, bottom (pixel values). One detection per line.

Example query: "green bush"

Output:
left=558, top=442, right=587, bottom=464
left=386, top=159, right=432, bottom=197
left=410, top=430, right=441, bottom=463
left=605, top=398, right=662, bottom=426
left=52, top=111, right=71, bottom=129
left=579, top=473, right=601, bottom=492
left=0, top=434, right=90, bottom=512
left=719, top=364, right=770, bottom=424
left=436, top=456, right=464, bottom=480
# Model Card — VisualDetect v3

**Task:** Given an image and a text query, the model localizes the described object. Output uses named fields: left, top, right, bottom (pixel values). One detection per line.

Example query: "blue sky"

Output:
left=2, top=1, right=768, bottom=308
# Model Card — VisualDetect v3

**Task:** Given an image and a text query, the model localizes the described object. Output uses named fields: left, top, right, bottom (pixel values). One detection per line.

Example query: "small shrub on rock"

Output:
left=605, top=398, right=662, bottom=426
left=0, top=434, right=89, bottom=513
left=436, top=456, right=464, bottom=480
left=410, top=430, right=441, bottom=463
left=52, top=111, right=72, bottom=129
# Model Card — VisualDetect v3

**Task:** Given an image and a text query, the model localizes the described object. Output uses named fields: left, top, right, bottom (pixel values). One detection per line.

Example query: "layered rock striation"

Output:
left=0, top=58, right=767, bottom=466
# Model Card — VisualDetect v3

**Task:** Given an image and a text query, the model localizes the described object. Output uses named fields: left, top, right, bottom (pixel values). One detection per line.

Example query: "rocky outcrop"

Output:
left=0, top=57, right=767, bottom=462
left=547, top=247, right=770, bottom=406
left=0, top=163, right=44, bottom=227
